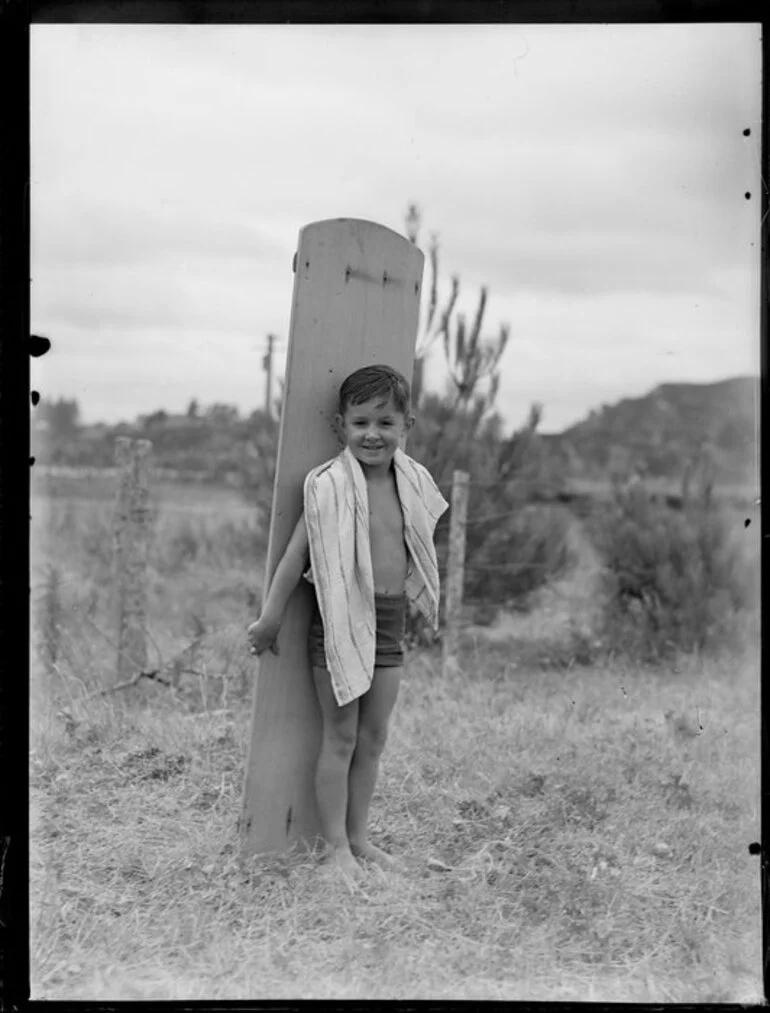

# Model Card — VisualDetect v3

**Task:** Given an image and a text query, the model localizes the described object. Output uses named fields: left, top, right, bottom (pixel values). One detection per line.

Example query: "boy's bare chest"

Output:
left=367, top=481, right=405, bottom=539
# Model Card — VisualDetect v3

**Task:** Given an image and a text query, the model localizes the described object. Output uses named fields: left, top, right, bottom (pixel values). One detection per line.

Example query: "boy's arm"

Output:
left=261, top=512, right=310, bottom=622
left=247, top=513, right=309, bottom=656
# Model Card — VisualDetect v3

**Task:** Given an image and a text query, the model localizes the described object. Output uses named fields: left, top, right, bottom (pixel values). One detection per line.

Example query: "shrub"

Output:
left=401, top=394, right=573, bottom=644
left=412, top=395, right=569, bottom=586
left=463, top=503, right=573, bottom=608
left=588, top=485, right=757, bottom=661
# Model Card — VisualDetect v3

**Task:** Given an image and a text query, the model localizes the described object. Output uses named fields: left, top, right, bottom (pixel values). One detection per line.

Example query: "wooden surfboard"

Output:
left=240, top=219, right=425, bottom=856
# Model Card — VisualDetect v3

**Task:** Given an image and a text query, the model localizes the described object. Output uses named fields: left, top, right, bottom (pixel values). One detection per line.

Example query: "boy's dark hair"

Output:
left=338, top=364, right=411, bottom=416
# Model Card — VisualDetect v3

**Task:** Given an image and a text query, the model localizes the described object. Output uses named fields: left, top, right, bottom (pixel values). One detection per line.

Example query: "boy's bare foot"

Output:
left=350, top=840, right=398, bottom=871
left=323, top=844, right=367, bottom=883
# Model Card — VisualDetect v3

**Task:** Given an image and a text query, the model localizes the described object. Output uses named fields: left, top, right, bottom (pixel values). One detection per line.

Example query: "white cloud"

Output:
left=30, top=22, right=761, bottom=432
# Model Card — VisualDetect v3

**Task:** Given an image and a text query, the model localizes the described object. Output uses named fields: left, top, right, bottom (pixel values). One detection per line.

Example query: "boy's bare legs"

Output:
left=347, top=665, right=402, bottom=870
left=311, top=666, right=364, bottom=881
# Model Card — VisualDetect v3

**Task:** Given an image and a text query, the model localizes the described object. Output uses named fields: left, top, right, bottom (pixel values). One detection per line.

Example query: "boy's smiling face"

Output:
left=337, top=394, right=413, bottom=472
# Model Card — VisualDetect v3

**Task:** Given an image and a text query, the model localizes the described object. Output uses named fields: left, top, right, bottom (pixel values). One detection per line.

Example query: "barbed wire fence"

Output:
left=33, top=442, right=580, bottom=700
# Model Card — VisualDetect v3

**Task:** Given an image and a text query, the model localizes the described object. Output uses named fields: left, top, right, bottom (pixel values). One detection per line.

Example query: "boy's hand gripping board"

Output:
left=241, top=219, right=425, bottom=855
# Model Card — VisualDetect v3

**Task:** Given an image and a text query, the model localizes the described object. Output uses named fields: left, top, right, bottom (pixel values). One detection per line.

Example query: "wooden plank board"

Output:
left=240, top=219, right=425, bottom=856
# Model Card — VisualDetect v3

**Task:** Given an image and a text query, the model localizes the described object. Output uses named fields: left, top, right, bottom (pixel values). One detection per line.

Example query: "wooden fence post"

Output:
left=39, top=564, right=61, bottom=676
left=113, top=437, right=153, bottom=684
left=442, top=470, right=469, bottom=676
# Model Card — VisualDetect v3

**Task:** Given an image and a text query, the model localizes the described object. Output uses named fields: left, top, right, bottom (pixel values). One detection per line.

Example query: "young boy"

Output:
left=247, top=364, right=447, bottom=881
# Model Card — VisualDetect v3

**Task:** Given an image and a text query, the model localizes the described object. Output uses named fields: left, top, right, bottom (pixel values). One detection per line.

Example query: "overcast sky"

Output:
left=30, top=23, right=761, bottom=434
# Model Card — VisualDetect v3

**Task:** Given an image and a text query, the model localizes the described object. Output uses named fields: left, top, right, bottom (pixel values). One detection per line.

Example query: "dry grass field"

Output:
left=29, top=478, right=762, bottom=1002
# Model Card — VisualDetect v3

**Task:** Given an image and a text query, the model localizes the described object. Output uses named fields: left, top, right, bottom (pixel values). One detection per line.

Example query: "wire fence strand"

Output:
left=33, top=459, right=581, bottom=686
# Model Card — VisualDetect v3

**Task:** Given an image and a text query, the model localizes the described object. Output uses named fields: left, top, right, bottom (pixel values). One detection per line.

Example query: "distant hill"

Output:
left=540, top=376, right=758, bottom=486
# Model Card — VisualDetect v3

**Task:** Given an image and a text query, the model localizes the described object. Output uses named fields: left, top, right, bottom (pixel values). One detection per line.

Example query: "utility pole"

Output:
left=263, top=333, right=276, bottom=419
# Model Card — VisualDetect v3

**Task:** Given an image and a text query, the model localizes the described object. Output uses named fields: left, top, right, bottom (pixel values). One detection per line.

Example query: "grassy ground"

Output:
left=29, top=484, right=762, bottom=1001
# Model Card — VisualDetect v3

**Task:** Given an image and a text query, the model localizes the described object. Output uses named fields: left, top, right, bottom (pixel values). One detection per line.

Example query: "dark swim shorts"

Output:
left=308, top=591, right=407, bottom=671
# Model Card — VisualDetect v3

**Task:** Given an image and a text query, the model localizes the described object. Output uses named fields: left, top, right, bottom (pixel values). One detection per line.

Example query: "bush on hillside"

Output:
left=588, top=485, right=757, bottom=661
